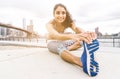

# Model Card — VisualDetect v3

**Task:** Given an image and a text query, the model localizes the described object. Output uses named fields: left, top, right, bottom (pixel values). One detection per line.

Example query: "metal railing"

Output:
left=98, top=36, right=120, bottom=48
left=0, top=36, right=41, bottom=43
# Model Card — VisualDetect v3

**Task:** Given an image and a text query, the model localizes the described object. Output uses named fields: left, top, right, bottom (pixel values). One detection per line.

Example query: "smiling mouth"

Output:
left=58, top=18, right=64, bottom=21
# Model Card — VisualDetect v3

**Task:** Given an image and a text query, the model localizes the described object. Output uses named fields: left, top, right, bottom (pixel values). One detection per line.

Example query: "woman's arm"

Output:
left=46, top=22, right=94, bottom=43
left=46, top=23, right=74, bottom=40
left=70, top=23, right=85, bottom=34
left=70, top=22, right=97, bottom=42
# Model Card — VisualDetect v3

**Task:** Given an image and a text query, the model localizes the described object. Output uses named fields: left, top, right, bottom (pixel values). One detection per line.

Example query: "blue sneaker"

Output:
left=87, top=39, right=99, bottom=59
left=90, top=59, right=99, bottom=76
left=81, top=39, right=99, bottom=77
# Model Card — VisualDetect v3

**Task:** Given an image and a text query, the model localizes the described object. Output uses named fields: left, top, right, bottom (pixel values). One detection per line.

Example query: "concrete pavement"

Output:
left=0, top=43, right=120, bottom=79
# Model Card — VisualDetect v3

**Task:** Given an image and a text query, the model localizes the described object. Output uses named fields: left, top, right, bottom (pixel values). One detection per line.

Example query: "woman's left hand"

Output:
left=86, top=31, right=97, bottom=40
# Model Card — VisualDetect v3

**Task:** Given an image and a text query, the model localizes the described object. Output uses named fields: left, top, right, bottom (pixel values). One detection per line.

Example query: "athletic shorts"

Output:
left=47, top=40, right=76, bottom=55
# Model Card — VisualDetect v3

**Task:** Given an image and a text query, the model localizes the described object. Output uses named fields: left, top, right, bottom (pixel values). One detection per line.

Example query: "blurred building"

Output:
left=27, top=20, right=36, bottom=38
left=0, top=24, right=27, bottom=38
left=95, top=27, right=102, bottom=37
left=27, top=20, right=33, bottom=33
left=112, top=32, right=120, bottom=37
left=0, top=27, right=7, bottom=37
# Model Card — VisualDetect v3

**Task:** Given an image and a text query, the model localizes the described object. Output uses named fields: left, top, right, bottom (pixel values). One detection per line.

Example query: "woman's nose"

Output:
left=59, top=13, right=63, bottom=17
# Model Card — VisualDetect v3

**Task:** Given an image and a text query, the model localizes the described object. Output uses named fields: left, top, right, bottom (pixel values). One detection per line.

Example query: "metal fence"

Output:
left=0, top=36, right=120, bottom=48
left=0, top=36, right=40, bottom=43
left=98, top=37, right=120, bottom=48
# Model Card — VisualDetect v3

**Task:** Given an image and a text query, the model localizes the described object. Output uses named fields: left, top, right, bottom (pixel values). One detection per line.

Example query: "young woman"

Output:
left=46, top=3, right=99, bottom=76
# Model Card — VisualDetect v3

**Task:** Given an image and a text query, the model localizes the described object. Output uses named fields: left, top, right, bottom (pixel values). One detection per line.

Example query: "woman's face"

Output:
left=54, top=6, right=66, bottom=23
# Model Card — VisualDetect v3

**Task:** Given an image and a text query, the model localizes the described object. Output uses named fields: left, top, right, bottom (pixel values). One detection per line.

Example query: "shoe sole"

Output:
left=84, top=43, right=91, bottom=76
left=83, top=40, right=99, bottom=76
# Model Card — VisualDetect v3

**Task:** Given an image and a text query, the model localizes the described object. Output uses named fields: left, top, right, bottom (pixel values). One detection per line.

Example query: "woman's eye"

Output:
left=55, top=11, right=66, bottom=15
left=56, top=11, right=60, bottom=15
left=62, top=11, right=66, bottom=15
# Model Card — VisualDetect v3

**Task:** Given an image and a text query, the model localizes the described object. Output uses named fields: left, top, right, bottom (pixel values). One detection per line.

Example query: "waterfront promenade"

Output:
left=0, top=41, right=120, bottom=79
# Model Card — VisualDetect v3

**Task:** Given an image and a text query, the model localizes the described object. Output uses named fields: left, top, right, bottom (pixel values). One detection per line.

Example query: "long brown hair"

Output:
left=53, top=3, right=73, bottom=28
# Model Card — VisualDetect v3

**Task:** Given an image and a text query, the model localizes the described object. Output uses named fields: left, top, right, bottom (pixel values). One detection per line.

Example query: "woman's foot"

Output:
left=81, top=39, right=99, bottom=77
left=68, top=41, right=82, bottom=51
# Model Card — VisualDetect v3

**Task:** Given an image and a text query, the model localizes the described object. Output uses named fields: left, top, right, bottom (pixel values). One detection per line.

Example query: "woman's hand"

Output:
left=72, top=32, right=97, bottom=44
left=86, top=31, right=97, bottom=40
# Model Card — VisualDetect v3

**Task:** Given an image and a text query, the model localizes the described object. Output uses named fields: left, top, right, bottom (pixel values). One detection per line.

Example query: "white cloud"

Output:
left=0, top=0, right=120, bottom=35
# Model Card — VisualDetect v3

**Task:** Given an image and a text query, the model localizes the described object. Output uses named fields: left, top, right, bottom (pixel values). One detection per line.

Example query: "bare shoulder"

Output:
left=46, top=19, right=56, bottom=31
left=46, top=19, right=54, bottom=25
left=46, top=19, right=56, bottom=30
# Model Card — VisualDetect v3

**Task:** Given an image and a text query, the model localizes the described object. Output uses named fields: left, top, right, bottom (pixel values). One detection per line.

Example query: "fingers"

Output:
left=73, top=31, right=97, bottom=44
left=83, top=37, right=91, bottom=44
left=79, top=33, right=92, bottom=44
left=86, top=31, right=97, bottom=40
left=77, top=32, right=97, bottom=44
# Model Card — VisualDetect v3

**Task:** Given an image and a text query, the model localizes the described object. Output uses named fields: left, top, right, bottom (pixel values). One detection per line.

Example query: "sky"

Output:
left=0, top=0, right=120, bottom=35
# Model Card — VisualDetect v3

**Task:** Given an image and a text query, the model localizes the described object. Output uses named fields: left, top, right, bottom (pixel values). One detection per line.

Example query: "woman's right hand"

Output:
left=72, top=32, right=95, bottom=44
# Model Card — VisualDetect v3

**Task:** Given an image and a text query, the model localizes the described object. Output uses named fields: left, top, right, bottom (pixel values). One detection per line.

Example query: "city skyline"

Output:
left=0, top=0, right=120, bottom=35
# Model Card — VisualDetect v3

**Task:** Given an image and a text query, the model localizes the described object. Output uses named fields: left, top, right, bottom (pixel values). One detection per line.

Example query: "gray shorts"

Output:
left=47, top=40, right=75, bottom=55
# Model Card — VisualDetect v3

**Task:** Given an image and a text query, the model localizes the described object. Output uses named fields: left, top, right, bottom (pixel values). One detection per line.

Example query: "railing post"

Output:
left=113, top=38, right=115, bottom=47
left=118, top=37, right=120, bottom=47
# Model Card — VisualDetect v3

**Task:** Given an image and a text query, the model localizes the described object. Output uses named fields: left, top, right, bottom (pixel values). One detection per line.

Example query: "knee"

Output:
left=47, top=42, right=57, bottom=54
left=57, top=44, right=68, bottom=55
left=47, top=41, right=68, bottom=55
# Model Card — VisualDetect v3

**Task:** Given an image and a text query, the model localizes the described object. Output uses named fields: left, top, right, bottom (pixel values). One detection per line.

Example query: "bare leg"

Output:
left=60, top=50, right=83, bottom=67
left=47, top=41, right=82, bottom=67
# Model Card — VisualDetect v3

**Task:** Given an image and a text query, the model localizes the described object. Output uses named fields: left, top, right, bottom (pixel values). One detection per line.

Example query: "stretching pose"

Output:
left=46, top=3, right=99, bottom=76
